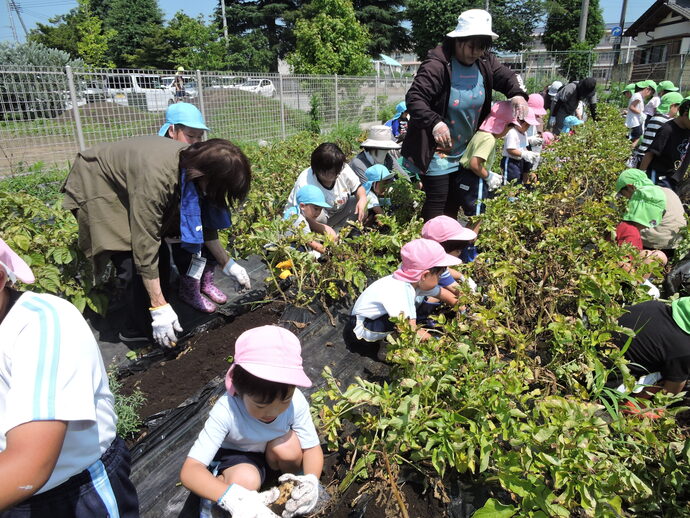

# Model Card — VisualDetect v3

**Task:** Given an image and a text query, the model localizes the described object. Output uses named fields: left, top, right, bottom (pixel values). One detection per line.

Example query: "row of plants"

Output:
left=1, top=101, right=689, bottom=515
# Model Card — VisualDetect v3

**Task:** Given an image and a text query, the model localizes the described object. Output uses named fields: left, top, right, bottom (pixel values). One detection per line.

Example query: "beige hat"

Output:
left=360, top=125, right=401, bottom=150
left=446, top=9, right=499, bottom=40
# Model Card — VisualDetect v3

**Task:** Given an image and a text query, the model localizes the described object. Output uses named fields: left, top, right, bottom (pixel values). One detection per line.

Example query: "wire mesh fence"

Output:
left=0, top=65, right=412, bottom=175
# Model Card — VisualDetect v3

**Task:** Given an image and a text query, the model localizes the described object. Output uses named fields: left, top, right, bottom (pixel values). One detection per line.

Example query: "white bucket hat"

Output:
left=446, top=9, right=499, bottom=40
left=548, top=81, right=563, bottom=96
left=360, top=125, right=401, bottom=150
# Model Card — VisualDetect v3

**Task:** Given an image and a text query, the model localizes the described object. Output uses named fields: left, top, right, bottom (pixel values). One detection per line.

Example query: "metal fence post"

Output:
left=195, top=69, right=207, bottom=138
left=374, top=73, right=379, bottom=122
left=279, top=74, right=286, bottom=140
left=334, top=74, right=339, bottom=126
left=65, top=65, right=85, bottom=152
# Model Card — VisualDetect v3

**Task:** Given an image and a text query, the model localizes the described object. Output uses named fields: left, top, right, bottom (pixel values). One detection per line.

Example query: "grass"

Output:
left=0, top=163, right=68, bottom=202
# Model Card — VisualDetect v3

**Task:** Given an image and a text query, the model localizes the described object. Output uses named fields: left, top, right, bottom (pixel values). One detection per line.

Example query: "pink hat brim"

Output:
left=225, top=361, right=312, bottom=396
left=0, top=239, right=35, bottom=284
left=392, top=253, right=462, bottom=283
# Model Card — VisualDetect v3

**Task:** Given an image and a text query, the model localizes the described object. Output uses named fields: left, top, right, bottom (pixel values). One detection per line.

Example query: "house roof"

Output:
left=624, top=0, right=690, bottom=37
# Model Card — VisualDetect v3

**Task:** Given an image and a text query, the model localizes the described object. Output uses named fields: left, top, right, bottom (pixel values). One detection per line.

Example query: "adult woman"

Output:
left=62, top=136, right=252, bottom=348
left=401, top=9, right=528, bottom=221
left=551, top=77, right=598, bottom=135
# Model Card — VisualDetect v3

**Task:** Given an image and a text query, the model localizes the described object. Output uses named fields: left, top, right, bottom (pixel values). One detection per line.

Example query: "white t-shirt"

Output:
left=626, top=92, right=644, bottom=128
left=283, top=206, right=310, bottom=237
left=351, top=275, right=417, bottom=321
left=644, top=95, right=660, bottom=117
left=187, top=389, right=320, bottom=466
left=285, top=166, right=361, bottom=218
left=0, top=291, right=116, bottom=493
left=366, top=190, right=381, bottom=210
left=502, top=128, right=528, bottom=157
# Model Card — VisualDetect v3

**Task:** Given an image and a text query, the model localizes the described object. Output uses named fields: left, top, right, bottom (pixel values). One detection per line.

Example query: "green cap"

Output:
left=615, top=168, right=654, bottom=192
left=644, top=79, right=658, bottom=91
left=624, top=83, right=636, bottom=92
left=658, top=91, right=684, bottom=114
left=658, top=80, right=679, bottom=92
left=622, top=185, right=666, bottom=228
left=672, top=297, right=690, bottom=334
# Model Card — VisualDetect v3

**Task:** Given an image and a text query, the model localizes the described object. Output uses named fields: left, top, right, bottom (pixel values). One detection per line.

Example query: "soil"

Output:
left=120, top=301, right=285, bottom=419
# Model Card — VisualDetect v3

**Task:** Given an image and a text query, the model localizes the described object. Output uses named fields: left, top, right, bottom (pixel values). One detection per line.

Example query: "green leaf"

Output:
left=472, top=498, right=516, bottom=518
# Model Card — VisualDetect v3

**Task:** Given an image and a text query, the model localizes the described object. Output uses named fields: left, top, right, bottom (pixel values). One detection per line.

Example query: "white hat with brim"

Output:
left=361, top=125, right=402, bottom=150
left=446, top=9, right=499, bottom=40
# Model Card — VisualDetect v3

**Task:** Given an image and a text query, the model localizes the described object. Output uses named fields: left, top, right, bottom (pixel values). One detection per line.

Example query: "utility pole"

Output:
left=578, top=0, right=590, bottom=42
left=612, top=0, right=628, bottom=66
left=6, top=0, right=18, bottom=43
left=485, top=0, right=489, bottom=11
left=220, top=0, right=229, bottom=43
left=10, top=0, right=28, bottom=38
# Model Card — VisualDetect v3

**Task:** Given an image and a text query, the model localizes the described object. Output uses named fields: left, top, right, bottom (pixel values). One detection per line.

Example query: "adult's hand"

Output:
left=432, top=121, right=452, bottom=149
left=149, top=303, right=182, bottom=347
left=223, top=259, right=251, bottom=291
left=510, top=96, right=529, bottom=121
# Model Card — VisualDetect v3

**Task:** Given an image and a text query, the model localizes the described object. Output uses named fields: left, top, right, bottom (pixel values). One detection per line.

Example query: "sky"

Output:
left=1, top=0, right=653, bottom=45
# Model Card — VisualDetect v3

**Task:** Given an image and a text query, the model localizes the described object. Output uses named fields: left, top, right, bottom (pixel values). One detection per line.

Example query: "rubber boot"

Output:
left=179, top=275, right=217, bottom=313
left=200, top=265, right=228, bottom=304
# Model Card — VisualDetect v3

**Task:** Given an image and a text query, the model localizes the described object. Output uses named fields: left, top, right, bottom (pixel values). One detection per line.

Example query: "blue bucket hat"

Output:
left=158, top=102, right=210, bottom=136
left=364, top=164, right=395, bottom=193
left=296, top=185, right=331, bottom=208
left=392, top=101, right=407, bottom=120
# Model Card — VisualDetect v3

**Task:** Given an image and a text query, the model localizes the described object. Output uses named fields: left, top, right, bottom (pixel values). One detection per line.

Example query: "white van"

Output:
left=105, top=73, right=174, bottom=111
left=160, top=75, right=199, bottom=99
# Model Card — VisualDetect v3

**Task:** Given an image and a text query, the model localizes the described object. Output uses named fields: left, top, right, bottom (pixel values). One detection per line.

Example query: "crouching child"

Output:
left=179, top=326, right=327, bottom=518
left=283, top=185, right=335, bottom=258
left=348, top=238, right=461, bottom=360
left=362, top=164, right=395, bottom=228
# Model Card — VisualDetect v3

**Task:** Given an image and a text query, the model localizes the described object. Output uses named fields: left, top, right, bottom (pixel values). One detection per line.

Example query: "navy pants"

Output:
left=1, top=437, right=139, bottom=518
left=500, top=157, right=525, bottom=184
left=456, top=168, right=487, bottom=217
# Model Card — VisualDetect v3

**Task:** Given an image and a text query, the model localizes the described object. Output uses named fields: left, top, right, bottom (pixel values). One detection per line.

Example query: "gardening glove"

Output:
left=528, top=135, right=543, bottom=147
left=279, top=473, right=330, bottom=518
left=521, top=150, right=539, bottom=164
left=510, top=96, right=529, bottom=120
left=432, top=121, right=451, bottom=149
left=485, top=171, right=502, bottom=191
left=308, top=250, right=322, bottom=260
left=641, top=279, right=661, bottom=299
left=149, top=303, right=182, bottom=347
left=223, top=259, right=252, bottom=291
left=461, top=274, right=478, bottom=293
left=217, top=483, right=280, bottom=518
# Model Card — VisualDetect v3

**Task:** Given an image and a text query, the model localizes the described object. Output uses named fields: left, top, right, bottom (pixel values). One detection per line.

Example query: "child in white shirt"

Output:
left=626, top=81, right=652, bottom=146
left=500, top=108, right=539, bottom=185
left=362, top=164, right=395, bottom=227
left=283, top=184, right=334, bottom=256
left=180, top=326, right=327, bottom=518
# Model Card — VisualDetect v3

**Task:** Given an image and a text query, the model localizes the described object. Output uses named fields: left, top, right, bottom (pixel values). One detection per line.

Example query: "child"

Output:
left=362, top=164, right=395, bottom=227
left=642, top=80, right=659, bottom=123
left=159, top=102, right=209, bottom=144
left=457, top=100, right=515, bottom=217
left=0, top=239, right=139, bottom=516
left=384, top=101, right=409, bottom=141
left=349, top=238, right=461, bottom=359
left=616, top=185, right=668, bottom=291
left=625, top=80, right=652, bottom=146
left=180, top=325, right=327, bottom=518
left=286, top=143, right=367, bottom=230
left=283, top=185, right=335, bottom=256
left=631, top=92, right=684, bottom=169
left=500, top=107, right=540, bottom=184
left=561, top=115, right=584, bottom=135
left=420, top=215, right=478, bottom=309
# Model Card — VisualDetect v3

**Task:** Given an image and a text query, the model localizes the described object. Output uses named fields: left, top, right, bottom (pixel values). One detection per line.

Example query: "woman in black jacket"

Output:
left=401, top=9, right=528, bottom=221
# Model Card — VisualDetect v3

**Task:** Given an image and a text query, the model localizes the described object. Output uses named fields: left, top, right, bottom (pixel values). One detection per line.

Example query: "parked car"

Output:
left=160, top=75, right=199, bottom=99
left=207, top=75, right=246, bottom=89
left=104, top=73, right=173, bottom=112
left=236, top=79, right=276, bottom=97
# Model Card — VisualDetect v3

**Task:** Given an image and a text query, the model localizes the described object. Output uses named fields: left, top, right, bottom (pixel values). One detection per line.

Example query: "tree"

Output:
left=103, top=0, right=165, bottom=68
left=352, top=0, right=410, bottom=55
left=219, top=0, right=301, bottom=71
left=28, top=11, right=81, bottom=58
left=542, top=0, right=604, bottom=52
left=75, top=0, right=115, bottom=67
left=407, top=0, right=545, bottom=60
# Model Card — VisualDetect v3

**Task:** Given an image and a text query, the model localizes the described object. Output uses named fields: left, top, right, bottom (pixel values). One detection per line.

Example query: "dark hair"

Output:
left=163, top=123, right=189, bottom=139
left=680, top=99, right=690, bottom=117
left=311, top=142, right=346, bottom=176
left=441, top=240, right=470, bottom=254
left=231, top=365, right=293, bottom=404
left=445, top=35, right=493, bottom=53
left=428, top=266, right=446, bottom=276
left=179, top=138, right=251, bottom=208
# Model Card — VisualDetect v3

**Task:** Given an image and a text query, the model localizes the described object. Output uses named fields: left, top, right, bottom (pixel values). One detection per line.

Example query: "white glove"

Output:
left=149, top=303, right=182, bottom=347
left=528, top=136, right=543, bottom=147
left=521, top=150, right=539, bottom=164
left=641, top=279, right=660, bottom=299
left=485, top=171, right=502, bottom=191
left=461, top=274, right=478, bottom=293
left=510, top=96, right=529, bottom=120
left=223, top=259, right=252, bottom=291
left=218, top=483, right=280, bottom=518
left=432, top=121, right=451, bottom=149
left=308, top=250, right=322, bottom=260
left=279, top=473, right=330, bottom=518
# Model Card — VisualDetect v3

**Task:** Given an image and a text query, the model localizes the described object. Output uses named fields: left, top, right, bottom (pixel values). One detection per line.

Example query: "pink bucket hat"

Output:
left=225, top=325, right=312, bottom=396
left=393, top=238, right=462, bottom=283
left=479, top=101, right=539, bottom=133
left=0, top=238, right=35, bottom=284
left=527, top=94, right=547, bottom=116
left=421, top=216, right=477, bottom=242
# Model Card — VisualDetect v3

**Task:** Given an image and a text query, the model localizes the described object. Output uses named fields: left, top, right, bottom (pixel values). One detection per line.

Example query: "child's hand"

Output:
left=323, top=224, right=338, bottom=242
left=217, top=483, right=280, bottom=517
left=278, top=473, right=330, bottom=517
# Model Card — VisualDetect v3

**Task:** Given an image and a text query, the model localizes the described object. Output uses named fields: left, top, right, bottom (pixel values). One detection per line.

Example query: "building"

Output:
left=624, top=0, right=690, bottom=87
